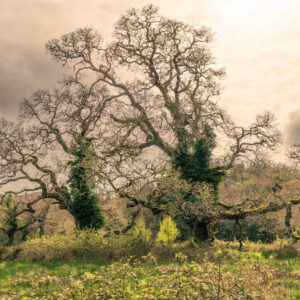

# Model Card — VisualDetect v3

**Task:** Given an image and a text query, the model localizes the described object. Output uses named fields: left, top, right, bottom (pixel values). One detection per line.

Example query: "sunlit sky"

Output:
left=0, top=0, right=299, bottom=151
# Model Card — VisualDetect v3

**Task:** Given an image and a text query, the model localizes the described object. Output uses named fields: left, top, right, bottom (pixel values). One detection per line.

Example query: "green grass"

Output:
left=0, top=259, right=106, bottom=279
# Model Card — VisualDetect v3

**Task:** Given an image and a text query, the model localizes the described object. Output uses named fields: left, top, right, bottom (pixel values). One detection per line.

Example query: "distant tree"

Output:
left=219, top=161, right=300, bottom=242
left=289, top=144, right=300, bottom=165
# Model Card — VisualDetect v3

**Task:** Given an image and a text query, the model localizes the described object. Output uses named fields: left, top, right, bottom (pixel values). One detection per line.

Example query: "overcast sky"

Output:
left=0, top=0, right=299, bottom=151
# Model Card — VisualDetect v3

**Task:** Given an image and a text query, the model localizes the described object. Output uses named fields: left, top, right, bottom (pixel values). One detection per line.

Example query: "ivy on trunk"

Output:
left=69, top=138, right=105, bottom=229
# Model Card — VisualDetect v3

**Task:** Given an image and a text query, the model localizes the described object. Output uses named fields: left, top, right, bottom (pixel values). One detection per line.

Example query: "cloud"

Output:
left=0, top=45, right=61, bottom=118
left=0, top=0, right=299, bottom=155
left=0, top=0, right=141, bottom=117
left=286, top=109, right=300, bottom=145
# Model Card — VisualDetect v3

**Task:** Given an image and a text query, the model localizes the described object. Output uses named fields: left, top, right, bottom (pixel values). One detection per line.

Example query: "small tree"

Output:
left=157, top=216, right=180, bottom=248
left=131, top=216, right=152, bottom=244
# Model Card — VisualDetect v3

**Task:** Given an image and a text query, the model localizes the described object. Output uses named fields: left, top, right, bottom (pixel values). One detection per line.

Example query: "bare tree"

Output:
left=47, top=6, right=279, bottom=162
left=289, top=143, right=300, bottom=165
left=0, top=78, right=112, bottom=228
left=1, top=5, right=298, bottom=241
left=44, top=5, right=289, bottom=241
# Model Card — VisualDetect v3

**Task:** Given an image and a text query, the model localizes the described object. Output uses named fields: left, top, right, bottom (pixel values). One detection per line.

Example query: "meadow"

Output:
left=0, top=231, right=299, bottom=299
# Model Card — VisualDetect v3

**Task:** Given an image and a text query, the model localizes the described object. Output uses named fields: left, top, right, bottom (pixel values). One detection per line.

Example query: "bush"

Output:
left=16, top=230, right=111, bottom=262
left=275, top=245, right=298, bottom=259
left=156, top=216, right=179, bottom=248
left=129, top=217, right=152, bottom=257
left=16, top=227, right=154, bottom=263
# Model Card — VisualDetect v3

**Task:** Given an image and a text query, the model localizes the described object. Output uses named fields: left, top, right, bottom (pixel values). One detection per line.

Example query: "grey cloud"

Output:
left=0, top=46, right=62, bottom=118
left=0, top=0, right=142, bottom=118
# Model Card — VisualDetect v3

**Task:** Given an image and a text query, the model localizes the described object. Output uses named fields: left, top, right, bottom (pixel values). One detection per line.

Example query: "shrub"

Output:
left=131, top=217, right=152, bottom=244
left=275, top=245, right=298, bottom=259
left=128, top=217, right=152, bottom=257
left=16, top=229, right=108, bottom=262
left=16, top=227, right=154, bottom=263
left=156, top=216, right=179, bottom=248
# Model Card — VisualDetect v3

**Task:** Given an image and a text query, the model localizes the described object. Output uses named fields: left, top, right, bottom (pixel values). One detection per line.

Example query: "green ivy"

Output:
left=69, top=138, right=105, bottom=229
left=173, top=125, right=226, bottom=201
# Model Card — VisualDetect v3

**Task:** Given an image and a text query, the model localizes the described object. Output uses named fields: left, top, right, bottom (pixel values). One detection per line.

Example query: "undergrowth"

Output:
left=0, top=251, right=298, bottom=299
left=0, top=229, right=298, bottom=299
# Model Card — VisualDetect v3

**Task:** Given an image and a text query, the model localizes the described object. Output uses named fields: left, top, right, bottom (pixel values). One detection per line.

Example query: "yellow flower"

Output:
left=84, top=272, right=95, bottom=280
left=215, top=249, right=223, bottom=259
left=141, top=280, right=147, bottom=285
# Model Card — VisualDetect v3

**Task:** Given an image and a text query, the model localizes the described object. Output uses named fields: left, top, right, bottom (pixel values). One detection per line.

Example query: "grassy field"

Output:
left=0, top=245, right=299, bottom=299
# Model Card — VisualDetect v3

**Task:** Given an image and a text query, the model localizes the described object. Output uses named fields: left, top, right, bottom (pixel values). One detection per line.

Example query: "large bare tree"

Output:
left=45, top=5, right=291, bottom=239
left=1, top=5, right=298, bottom=240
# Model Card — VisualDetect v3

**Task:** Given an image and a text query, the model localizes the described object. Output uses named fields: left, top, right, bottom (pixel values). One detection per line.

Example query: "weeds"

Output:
left=0, top=253, right=297, bottom=299
left=0, top=231, right=298, bottom=299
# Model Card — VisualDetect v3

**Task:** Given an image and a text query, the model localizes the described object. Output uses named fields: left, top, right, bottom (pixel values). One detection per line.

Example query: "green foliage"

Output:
left=153, top=169, right=216, bottom=215
left=219, top=161, right=300, bottom=242
left=152, top=170, right=217, bottom=240
left=156, top=216, right=179, bottom=248
left=0, top=194, right=25, bottom=246
left=0, top=250, right=297, bottom=299
left=216, top=219, right=280, bottom=243
left=18, top=230, right=106, bottom=262
left=2, top=194, right=18, bottom=232
left=69, top=138, right=105, bottom=229
left=2, top=233, right=299, bottom=298
left=173, top=125, right=226, bottom=201
left=165, top=125, right=227, bottom=242
left=131, top=216, right=152, bottom=244
left=17, top=229, right=153, bottom=263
